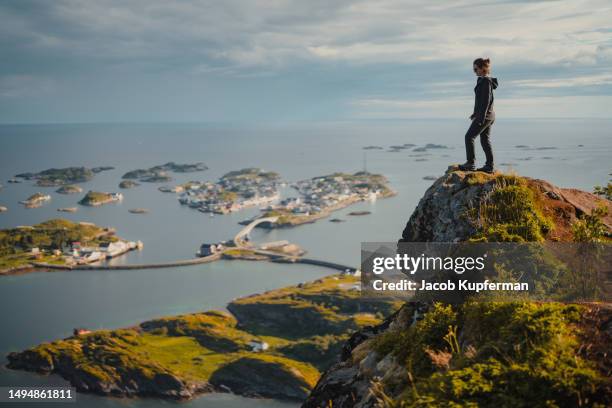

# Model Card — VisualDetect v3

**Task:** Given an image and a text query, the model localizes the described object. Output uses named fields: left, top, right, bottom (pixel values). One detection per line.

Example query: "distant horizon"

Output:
left=1, top=116, right=612, bottom=127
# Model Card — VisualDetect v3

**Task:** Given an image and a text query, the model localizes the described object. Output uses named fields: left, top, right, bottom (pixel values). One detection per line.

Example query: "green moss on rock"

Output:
left=371, top=302, right=609, bottom=407
left=468, top=175, right=553, bottom=242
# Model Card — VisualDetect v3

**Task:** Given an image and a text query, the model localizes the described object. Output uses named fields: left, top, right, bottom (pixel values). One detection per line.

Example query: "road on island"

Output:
left=30, top=216, right=358, bottom=274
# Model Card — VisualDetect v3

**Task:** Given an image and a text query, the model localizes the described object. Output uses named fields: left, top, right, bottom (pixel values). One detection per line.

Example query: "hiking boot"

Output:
left=458, top=162, right=476, bottom=171
left=477, top=165, right=495, bottom=174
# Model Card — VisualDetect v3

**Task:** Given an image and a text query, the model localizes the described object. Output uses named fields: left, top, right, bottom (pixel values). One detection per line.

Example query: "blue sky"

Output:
left=1, top=0, right=611, bottom=123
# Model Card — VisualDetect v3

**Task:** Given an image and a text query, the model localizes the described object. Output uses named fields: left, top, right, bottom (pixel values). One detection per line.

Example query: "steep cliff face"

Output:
left=303, top=168, right=612, bottom=408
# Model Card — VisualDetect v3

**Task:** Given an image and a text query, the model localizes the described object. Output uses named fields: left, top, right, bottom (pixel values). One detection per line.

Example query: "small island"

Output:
left=119, top=180, right=139, bottom=189
left=92, top=166, right=114, bottom=173
left=15, top=167, right=95, bottom=186
left=347, top=210, right=370, bottom=216
left=128, top=208, right=149, bottom=214
left=122, top=162, right=208, bottom=182
left=0, top=219, right=140, bottom=275
left=57, top=207, right=78, bottom=213
left=387, top=144, right=416, bottom=152
left=56, top=185, right=83, bottom=194
left=159, top=185, right=184, bottom=193
left=141, top=173, right=173, bottom=183
left=6, top=274, right=401, bottom=400
left=79, top=191, right=123, bottom=206
left=19, top=192, right=51, bottom=208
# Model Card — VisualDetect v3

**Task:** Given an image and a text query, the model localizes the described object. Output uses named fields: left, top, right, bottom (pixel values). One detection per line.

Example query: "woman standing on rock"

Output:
left=459, top=58, right=498, bottom=174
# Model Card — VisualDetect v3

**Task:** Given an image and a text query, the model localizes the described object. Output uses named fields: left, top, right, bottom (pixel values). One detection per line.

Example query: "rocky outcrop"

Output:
left=399, top=166, right=611, bottom=242
left=209, top=357, right=313, bottom=400
left=302, top=303, right=429, bottom=408
left=6, top=347, right=214, bottom=399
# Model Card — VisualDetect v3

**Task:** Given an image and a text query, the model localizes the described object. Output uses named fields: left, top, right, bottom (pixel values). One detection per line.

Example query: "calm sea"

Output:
left=0, top=119, right=610, bottom=407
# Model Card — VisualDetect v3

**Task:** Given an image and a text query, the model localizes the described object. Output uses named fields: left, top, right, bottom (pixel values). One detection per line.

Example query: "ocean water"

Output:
left=0, top=119, right=610, bottom=407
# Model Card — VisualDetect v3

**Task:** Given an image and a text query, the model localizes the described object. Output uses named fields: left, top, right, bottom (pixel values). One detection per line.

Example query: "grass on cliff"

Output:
left=465, top=173, right=554, bottom=242
left=229, top=275, right=400, bottom=339
left=21, top=311, right=321, bottom=391
left=371, top=302, right=608, bottom=407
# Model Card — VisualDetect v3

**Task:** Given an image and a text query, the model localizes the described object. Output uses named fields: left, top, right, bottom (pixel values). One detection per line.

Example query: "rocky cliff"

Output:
left=303, top=167, right=612, bottom=408
left=400, top=166, right=611, bottom=243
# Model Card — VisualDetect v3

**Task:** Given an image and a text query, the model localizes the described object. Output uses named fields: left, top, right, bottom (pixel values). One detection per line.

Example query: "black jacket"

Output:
left=473, top=76, right=498, bottom=125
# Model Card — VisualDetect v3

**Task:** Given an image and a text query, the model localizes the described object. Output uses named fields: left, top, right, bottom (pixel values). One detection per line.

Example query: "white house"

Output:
left=247, top=340, right=269, bottom=352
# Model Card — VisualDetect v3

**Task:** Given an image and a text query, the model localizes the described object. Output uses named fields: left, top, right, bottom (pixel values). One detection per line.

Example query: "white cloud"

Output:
left=0, top=75, right=56, bottom=98
left=511, top=73, right=612, bottom=88
left=4, top=0, right=611, bottom=68
left=1, top=0, right=611, bottom=121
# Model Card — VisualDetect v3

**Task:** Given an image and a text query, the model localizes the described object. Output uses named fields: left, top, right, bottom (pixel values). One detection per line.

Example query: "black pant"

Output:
left=465, top=119, right=494, bottom=166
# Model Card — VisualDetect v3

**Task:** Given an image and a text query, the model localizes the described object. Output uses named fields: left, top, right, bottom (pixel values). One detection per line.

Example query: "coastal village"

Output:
left=61, top=236, right=143, bottom=265
left=176, top=168, right=394, bottom=223
left=272, top=171, right=394, bottom=217
left=0, top=219, right=143, bottom=274
left=178, top=168, right=282, bottom=214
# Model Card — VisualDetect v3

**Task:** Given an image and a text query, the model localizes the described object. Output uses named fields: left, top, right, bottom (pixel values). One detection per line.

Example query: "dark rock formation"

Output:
left=209, top=357, right=312, bottom=400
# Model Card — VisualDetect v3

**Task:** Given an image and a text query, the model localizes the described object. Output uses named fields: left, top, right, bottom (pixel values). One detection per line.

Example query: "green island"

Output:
left=220, top=168, right=280, bottom=182
left=92, top=166, right=115, bottom=173
left=79, top=191, right=123, bottom=206
left=122, top=162, right=208, bottom=182
left=6, top=274, right=401, bottom=400
left=258, top=171, right=395, bottom=228
left=119, top=180, right=139, bottom=189
left=19, top=192, right=51, bottom=208
left=56, top=185, right=83, bottom=194
left=15, top=167, right=96, bottom=186
left=0, top=219, right=118, bottom=274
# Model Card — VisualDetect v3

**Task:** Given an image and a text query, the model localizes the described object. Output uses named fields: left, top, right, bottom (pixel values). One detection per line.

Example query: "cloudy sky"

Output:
left=1, top=0, right=611, bottom=123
